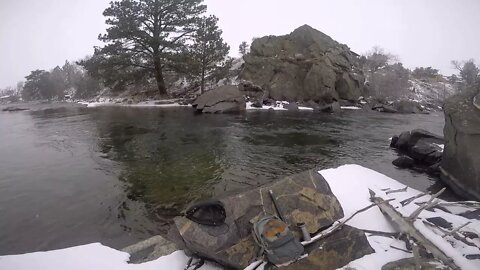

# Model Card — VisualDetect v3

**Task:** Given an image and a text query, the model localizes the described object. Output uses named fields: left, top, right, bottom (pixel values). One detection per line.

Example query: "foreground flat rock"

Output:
left=174, top=170, right=345, bottom=269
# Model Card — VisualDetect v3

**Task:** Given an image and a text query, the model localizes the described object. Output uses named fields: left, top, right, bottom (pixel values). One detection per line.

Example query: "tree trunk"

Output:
left=201, top=66, right=206, bottom=94
left=154, top=59, right=167, bottom=96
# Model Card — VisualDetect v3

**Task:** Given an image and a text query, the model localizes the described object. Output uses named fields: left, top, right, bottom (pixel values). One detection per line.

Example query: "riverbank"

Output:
left=1, top=165, right=478, bottom=269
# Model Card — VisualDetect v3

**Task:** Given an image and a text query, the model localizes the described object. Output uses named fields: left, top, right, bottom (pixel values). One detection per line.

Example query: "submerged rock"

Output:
left=240, top=25, right=364, bottom=105
left=192, top=85, right=246, bottom=113
left=173, top=169, right=346, bottom=269
left=441, top=89, right=480, bottom=200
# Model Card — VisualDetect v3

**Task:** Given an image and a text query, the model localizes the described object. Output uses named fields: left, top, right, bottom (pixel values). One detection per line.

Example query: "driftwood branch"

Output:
left=408, top=188, right=446, bottom=221
left=400, top=192, right=428, bottom=206
left=443, top=222, right=472, bottom=238
left=301, top=200, right=394, bottom=246
left=369, top=189, right=460, bottom=270
left=386, top=186, right=408, bottom=195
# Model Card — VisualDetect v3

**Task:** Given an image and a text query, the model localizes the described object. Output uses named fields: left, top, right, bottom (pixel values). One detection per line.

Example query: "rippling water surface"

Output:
left=0, top=103, right=446, bottom=255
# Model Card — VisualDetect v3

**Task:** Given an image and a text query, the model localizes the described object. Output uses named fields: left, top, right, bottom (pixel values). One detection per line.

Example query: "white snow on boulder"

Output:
left=320, top=165, right=480, bottom=270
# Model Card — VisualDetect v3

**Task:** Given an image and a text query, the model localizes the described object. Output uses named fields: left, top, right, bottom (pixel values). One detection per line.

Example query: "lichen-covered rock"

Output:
left=192, top=85, right=246, bottom=113
left=282, top=226, right=374, bottom=270
left=173, top=170, right=344, bottom=269
left=240, top=25, right=364, bottom=104
left=441, top=89, right=480, bottom=200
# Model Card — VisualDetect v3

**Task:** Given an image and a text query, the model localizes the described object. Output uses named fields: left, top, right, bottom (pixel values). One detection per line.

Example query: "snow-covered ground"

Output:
left=246, top=101, right=360, bottom=111
left=78, top=99, right=191, bottom=108
left=1, top=165, right=478, bottom=269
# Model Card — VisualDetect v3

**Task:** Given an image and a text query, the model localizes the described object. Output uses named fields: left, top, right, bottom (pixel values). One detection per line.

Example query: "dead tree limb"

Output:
left=408, top=188, right=446, bottom=221
left=369, top=189, right=460, bottom=270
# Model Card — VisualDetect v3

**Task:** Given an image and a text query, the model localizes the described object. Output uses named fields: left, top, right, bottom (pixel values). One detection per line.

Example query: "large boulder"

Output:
left=192, top=85, right=246, bottom=113
left=173, top=169, right=345, bottom=269
left=240, top=25, right=364, bottom=104
left=441, top=89, right=480, bottom=200
left=392, top=100, right=424, bottom=114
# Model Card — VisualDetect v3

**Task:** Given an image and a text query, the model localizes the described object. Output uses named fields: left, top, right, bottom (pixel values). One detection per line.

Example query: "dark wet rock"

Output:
left=427, top=162, right=441, bottom=176
left=372, top=104, right=398, bottom=113
left=2, top=106, right=29, bottom=112
left=192, top=85, right=246, bottom=114
left=409, top=139, right=443, bottom=165
left=391, top=129, right=444, bottom=175
left=373, top=100, right=427, bottom=114
left=319, top=101, right=341, bottom=113
left=173, top=170, right=344, bottom=269
left=390, top=136, right=399, bottom=148
left=284, top=102, right=299, bottom=111
left=395, top=131, right=412, bottom=150
left=239, top=81, right=265, bottom=105
left=392, top=100, right=423, bottom=114
left=441, top=89, right=480, bottom=200
left=250, top=100, right=263, bottom=108
left=282, top=226, right=374, bottom=270
left=240, top=25, right=364, bottom=103
left=392, top=156, right=415, bottom=169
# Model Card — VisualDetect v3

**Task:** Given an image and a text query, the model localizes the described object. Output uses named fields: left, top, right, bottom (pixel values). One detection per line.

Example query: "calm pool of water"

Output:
left=0, top=103, right=447, bottom=255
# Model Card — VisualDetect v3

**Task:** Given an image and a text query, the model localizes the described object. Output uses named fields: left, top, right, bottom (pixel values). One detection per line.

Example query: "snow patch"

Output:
left=0, top=244, right=220, bottom=270
left=79, top=100, right=191, bottom=108
left=340, top=106, right=362, bottom=110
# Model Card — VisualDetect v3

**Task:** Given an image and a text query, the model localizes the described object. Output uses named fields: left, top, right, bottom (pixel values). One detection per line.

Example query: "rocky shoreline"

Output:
left=3, top=165, right=479, bottom=270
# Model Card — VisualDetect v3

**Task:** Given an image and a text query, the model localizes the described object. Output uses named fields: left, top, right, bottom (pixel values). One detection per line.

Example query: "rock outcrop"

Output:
left=390, top=129, right=444, bottom=174
left=240, top=25, right=364, bottom=105
left=172, top=170, right=372, bottom=269
left=192, top=85, right=246, bottom=113
left=372, top=100, right=426, bottom=114
left=441, top=89, right=480, bottom=200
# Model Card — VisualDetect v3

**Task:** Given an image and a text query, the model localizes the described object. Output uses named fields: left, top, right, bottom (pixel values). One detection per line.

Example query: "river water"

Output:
left=0, top=103, right=447, bottom=255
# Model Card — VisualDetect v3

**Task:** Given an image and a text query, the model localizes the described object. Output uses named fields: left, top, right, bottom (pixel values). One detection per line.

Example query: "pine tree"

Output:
left=239, top=41, right=249, bottom=56
left=81, top=0, right=206, bottom=96
left=188, top=15, right=230, bottom=93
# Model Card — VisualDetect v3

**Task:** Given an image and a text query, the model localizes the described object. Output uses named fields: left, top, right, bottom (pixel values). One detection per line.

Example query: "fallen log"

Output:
left=369, top=189, right=460, bottom=270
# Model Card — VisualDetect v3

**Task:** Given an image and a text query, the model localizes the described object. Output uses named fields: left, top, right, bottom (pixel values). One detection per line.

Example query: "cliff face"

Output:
left=240, top=25, right=364, bottom=104
left=441, top=88, right=480, bottom=200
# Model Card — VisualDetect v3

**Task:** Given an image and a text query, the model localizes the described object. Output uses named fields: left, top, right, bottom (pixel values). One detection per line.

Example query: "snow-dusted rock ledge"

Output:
left=2, top=165, right=479, bottom=270
left=78, top=99, right=191, bottom=108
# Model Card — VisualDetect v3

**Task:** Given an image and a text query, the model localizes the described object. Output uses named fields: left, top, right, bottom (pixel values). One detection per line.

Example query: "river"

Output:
left=0, top=103, right=447, bottom=255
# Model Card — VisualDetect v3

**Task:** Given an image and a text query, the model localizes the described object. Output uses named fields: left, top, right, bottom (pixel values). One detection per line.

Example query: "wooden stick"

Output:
left=301, top=199, right=394, bottom=246
left=443, top=222, right=472, bottom=238
left=400, top=192, right=427, bottom=206
left=386, top=186, right=408, bottom=195
left=408, top=188, right=446, bottom=221
left=369, top=189, right=460, bottom=270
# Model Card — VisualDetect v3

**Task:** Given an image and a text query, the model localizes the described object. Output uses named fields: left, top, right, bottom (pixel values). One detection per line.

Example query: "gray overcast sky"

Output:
left=1, top=0, right=479, bottom=88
